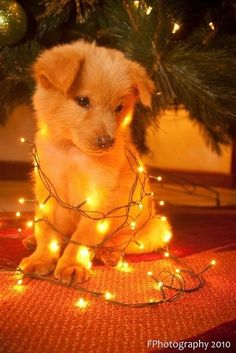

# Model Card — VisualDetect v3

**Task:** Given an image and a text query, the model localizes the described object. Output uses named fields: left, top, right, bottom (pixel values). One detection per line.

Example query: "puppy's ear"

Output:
left=129, top=61, right=154, bottom=108
left=33, top=45, right=83, bottom=93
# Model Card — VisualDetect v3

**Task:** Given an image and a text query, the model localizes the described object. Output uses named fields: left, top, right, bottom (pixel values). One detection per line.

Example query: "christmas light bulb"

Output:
left=172, top=23, right=180, bottom=34
left=138, top=165, right=144, bottom=173
left=159, top=200, right=165, bottom=206
left=164, top=251, right=170, bottom=258
left=75, top=298, right=89, bottom=309
left=18, top=198, right=25, bottom=204
left=138, top=243, right=144, bottom=249
left=104, top=291, right=114, bottom=300
left=209, top=22, right=215, bottom=30
left=157, top=281, right=163, bottom=289
left=16, top=211, right=21, bottom=217
left=116, top=260, right=132, bottom=272
left=147, top=271, right=153, bottom=276
left=130, top=221, right=136, bottom=230
left=20, top=137, right=25, bottom=143
left=26, top=220, right=34, bottom=228
left=163, top=230, right=172, bottom=243
left=96, top=219, right=109, bottom=234
left=175, top=268, right=180, bottom=274
left=161, top=216, right=167, bottom=222
left=39, top=203, right=45, bottom=210
left=211, top=259, right=216, bottom=266
left=138, top=202, right=143, bottom=210
left=17, top=228, right=22, bottom=233
left=17, top=279, right=23, bottom=285
left=76, top=246, right=91, bottom=269
left=122, top=113, right=132, bottom=127
left=157, top=176, right=162, bottom=181
left=146, top=6, right=152, bottom=15
left=49, top=240, right=59, bottom=253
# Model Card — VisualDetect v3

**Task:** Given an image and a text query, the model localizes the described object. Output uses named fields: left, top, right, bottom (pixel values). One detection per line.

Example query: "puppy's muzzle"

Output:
left=97, top=135, right=115, bottom=150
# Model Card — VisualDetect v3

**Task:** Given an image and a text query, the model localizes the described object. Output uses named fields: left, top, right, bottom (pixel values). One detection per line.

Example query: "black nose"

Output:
left=97, top=135, right=115, bottom=149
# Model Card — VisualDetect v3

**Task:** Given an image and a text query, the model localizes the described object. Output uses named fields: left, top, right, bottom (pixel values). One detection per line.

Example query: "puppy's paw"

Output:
left=96, top=248, right=122, bottom=267
left=19, top=253, right=56, bottom=276
left=54, top=260, right=91, bottom=284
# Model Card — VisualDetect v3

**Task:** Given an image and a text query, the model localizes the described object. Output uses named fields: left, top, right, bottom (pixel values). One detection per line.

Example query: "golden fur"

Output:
left=20, top=41, right=171, bottom=283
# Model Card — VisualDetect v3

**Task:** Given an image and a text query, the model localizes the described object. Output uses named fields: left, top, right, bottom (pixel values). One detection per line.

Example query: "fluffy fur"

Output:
left=20, top=41, right=171, bottom=283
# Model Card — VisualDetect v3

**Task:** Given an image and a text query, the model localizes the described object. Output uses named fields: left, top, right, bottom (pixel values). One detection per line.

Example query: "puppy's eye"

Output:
left=115, top=104, right=123, bottom=113
left=75, top=96, right=90, bottom=109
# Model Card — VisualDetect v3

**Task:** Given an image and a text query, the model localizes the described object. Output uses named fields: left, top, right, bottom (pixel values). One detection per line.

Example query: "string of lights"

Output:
left=0, top=137, right=216, bottom=309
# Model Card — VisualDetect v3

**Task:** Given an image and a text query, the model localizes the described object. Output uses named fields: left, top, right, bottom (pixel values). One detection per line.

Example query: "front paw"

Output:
left=19, top=253, right=56, bottom=276
left=54, top=259, right=91, bottom=284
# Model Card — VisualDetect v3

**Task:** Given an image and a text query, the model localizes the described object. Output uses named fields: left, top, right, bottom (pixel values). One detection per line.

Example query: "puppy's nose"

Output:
left=97, top=135, right=115, bottom=149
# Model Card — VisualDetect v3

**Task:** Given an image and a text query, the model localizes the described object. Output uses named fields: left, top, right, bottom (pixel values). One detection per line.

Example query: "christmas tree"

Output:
left=0, top=0, right=235, bottom=153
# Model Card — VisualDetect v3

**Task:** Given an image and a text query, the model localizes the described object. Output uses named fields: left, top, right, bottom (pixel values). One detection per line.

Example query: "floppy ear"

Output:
left=33, top=45, right=83, bottom=93
left=129, top=61, right=155, bottom=108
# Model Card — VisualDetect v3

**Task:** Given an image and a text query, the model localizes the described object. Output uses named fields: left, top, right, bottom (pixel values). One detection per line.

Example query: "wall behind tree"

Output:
left=0, top=105, right=35, bottom=161
left=143, top=108, right=232, bottom=174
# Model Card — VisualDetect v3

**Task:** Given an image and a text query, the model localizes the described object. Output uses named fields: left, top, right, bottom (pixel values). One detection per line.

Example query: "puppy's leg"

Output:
left=54, top=218, right=107, bottom=284
left=125, top=216, right=172, bottom=254
left=19, top=222, right=61, bottom=276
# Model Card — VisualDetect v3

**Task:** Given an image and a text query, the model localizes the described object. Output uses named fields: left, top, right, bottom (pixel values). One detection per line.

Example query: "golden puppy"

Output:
left=20, top=41, right=171, bottom=283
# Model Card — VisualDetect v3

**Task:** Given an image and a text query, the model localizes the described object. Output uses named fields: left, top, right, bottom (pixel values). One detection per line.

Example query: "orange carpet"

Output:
left=0, top=213, right=236, bottom=353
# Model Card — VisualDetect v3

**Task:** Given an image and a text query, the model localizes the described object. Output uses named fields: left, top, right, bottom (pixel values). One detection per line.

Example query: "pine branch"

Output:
left=98, top=0, right=236, bottom=153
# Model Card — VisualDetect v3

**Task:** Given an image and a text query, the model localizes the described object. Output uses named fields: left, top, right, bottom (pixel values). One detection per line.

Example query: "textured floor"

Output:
left=0, top=248, right=235, bottom=353
left=0, top=211, right=236, bottom=353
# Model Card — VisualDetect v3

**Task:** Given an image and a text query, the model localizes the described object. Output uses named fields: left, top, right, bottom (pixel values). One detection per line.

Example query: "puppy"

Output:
left=20, top=41, right=171, bottom=283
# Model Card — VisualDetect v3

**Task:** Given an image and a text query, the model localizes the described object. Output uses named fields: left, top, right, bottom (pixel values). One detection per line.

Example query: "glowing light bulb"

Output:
left=77, top=246, right=91, bottom=269
left=16, top=211, right=21, bottom=217
left=146, top=6, right=152, bottom=15
left=172, top=23, right=180, bottom=34
left=18, top=228, right=22, bottom=233
left=86, top=197, right=92, bottom=204
left=75, top=298, right=89, bottom=309
left=18, top=198, right=25, bottom=204
left=150, top=192, right=154, bottom=197
left=17, top=279, right=23, bottom=285
left=138, top=165, right=144, bottom=173
left=122, top=113, right=132, bottom=127
left=133, top=0, right=139, bottom=9
left=20, top=137, right=25, bottom=143
left=96, top=219, right=109, bottom=234
left=176, top=268, right=180, bottom=274
left=49, top=240, right=59, bottom=253
left=211, top=259, right=216, bottom=266
left=163, top=230, right=172, bottom=243
left=157, top=281, right=163, bottom=289
left=116, top=260, right=132, bottom=273
left=138, top=243, right=144, bottom=249
left=26, top=220, right=34, bottom=228
left=161, top=216, right=167, bottom=222
left=209, top=22, right=215, bottom=30
left=39, top=203, right=45, bottom=210
left=147, top=271, right=153, bottom=276
left=159, top=200, right=165, bottom=206
left=157, top=176, right=162, bottom=181
left=130, top=221, right=136, bottom=230
left=138, top=202, right=143, bottom=210
left=164, top=251, right=170, bottom=258
left=104, top=291, right=114, bottom=300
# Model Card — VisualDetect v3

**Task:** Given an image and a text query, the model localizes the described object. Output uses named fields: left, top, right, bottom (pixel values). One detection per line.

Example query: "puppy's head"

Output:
left=33, top=41, right=154, bottom=155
